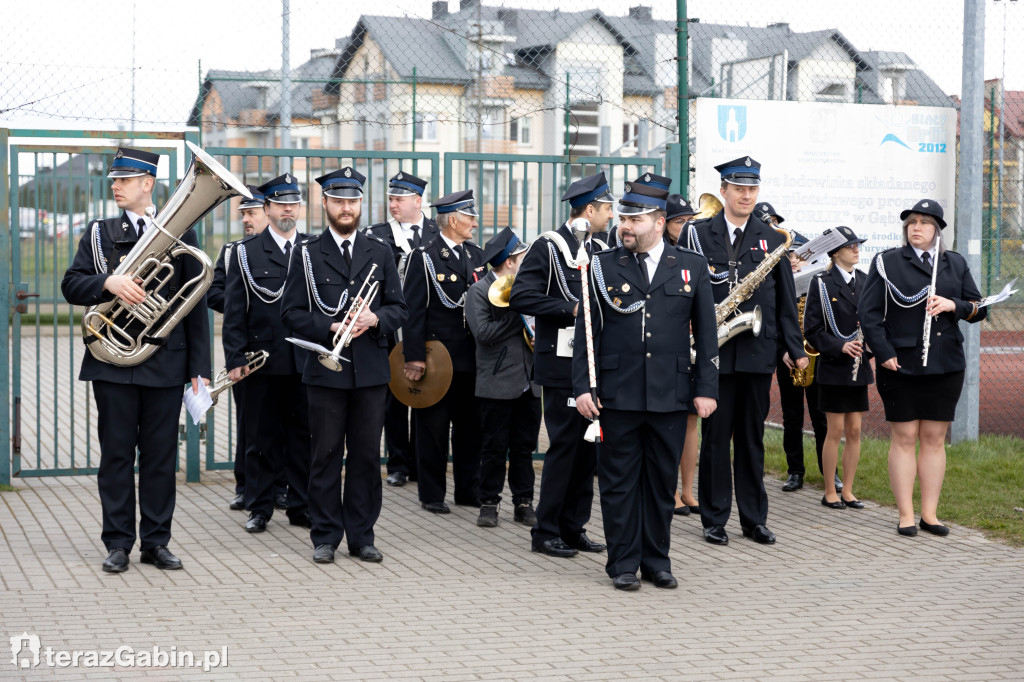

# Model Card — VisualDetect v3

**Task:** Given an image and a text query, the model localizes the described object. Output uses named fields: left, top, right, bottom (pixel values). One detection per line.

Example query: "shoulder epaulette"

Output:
left=674, top=245, right=701, bottom=256
left=239, top=233, right=260, bottom=245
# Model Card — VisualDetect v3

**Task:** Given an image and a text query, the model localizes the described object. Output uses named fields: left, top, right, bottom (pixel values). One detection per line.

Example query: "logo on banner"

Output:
left=718, top=105, right=746, bottom=142
left=880, top=133, right=911, bottom=150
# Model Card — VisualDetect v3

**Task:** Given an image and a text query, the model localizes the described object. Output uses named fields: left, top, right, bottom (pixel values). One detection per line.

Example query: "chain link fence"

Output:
left=3, top=0, right=1022, bottom=437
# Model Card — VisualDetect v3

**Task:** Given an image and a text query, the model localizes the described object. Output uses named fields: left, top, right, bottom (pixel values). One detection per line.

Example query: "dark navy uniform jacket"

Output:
left=804, top=266, right=874, bottom=386
left=402, top=236, right=485, bottom=373
left=207, top=239, right=243, bottom=314
left=859, top=246, right=985, bottom=375
left=571, top=245, right=719, bottom=412
left=366, top=215, right=440, bottom=267
left=61, top=212, right=210, bottom=387
left=222, top=228, right=308, bottom=376
left=281, top=228, right=408, bottom=389
left=509, top=222, right=599, bottom=388
left=687, top=212, right=804, bottom=375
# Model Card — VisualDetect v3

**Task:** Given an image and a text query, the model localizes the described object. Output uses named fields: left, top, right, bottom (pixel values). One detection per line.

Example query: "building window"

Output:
left=353, top=83, right=366, bottom=103
left=474, top=107, right=506, bottom=140
left=374, top=82, right=387, bottom=100
left=404, top=112, right=438, bottom=142
left=622, top=120, right=640, bottom=152
left=354, top=117, right=367, bottom=146
left=567, top=102, right=600, bottom=154
left=510, top=116, right=532, bottom=145
left=815, top=82, right=849, bottom=102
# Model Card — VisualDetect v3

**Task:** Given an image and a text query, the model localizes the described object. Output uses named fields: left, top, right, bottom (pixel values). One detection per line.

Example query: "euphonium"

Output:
left=487, top=273, right=534, bottom=351
left=790, top=294, right=818, bottom=387
left=82, top=141, right=250, bottom=366
left=208, top=351, right=269, bottom=405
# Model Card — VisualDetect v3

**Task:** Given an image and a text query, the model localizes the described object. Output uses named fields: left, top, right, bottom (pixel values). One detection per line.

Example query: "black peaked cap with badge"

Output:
left=387, top=171, right=427, bottom=197
left=827, top=226, right=867, bottom=257
left=107, top=147, right=161, bottom=178
left=618, top=172, right=671, bottom=215
left=900, top=199, right=947, bottom=228
left=483, top=227, right=528, bottom=268
left=755, top=201, right=784, bottom=223
left=316, top=167, right=365, bottom=198
left=258, top=173, right=302, bottom=204
left=432, top=189, right=478, bottom=217
left=666, top=194, right=696, bottom=221
left=715, top=156, right=761, bottom=186
left=239, top=184, right=267, bottom=210
left=561, top=172, right=616, bottom=208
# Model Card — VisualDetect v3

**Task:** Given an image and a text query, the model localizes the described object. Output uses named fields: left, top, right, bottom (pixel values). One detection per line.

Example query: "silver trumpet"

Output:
left=320, top=264, right=380, bottom=372
left=82, top=141, right=250, bottom=366
left=208, top=351, right=269, bottom=405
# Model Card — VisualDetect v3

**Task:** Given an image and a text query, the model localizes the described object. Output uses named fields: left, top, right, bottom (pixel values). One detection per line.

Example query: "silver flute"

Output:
left=921, top=247, right=940, bottom=367
left=851, top=324, right=863, bottom=381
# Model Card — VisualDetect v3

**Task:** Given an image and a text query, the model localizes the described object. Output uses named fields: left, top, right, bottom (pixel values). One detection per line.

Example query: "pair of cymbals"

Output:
left=387, top=340, right=453, bottom=408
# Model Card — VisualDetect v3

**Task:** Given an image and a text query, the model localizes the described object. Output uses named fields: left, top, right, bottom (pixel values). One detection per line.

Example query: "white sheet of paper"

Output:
left=556, top=327, right=574, bottom=358
left=793, top=229, right=848, bottom=264
left=793, top=261, right=829, bottom=298
left=182, top=376, right=213, bottom=425
left=286, top=337, right=333, bottom=356
left=978, top=278, right=1018, bottom=308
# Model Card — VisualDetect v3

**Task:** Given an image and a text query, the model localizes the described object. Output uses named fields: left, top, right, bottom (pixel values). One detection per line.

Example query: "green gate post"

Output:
left=1, top=128, right=11, bottom=485
left=677, top=0, right=689, bottom=196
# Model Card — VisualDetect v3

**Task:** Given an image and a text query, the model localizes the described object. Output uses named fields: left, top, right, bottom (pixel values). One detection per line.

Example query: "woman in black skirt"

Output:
left=804, top=227, right=872, bottom=510
left=860, top=200, right=986, bottom=537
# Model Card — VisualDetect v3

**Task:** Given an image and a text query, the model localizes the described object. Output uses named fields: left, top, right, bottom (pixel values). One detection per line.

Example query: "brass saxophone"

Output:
left=791, top=294, right=818, bottom=387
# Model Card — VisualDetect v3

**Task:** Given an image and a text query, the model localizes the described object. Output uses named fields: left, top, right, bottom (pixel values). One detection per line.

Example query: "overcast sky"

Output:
left=1, top=0, right=1019, bottom=131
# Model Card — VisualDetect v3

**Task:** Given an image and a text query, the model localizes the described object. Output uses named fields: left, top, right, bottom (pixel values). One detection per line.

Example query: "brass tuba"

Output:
left=82, top=142, right=250, bottom=366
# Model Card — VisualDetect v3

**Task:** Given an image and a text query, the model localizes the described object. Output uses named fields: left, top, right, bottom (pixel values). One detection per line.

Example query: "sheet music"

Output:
left=793, top=229, right=848, bottom=264
left=793, top=262, right=829, bottom=298
left=182, top=377, right=213, bottom=425
left=978, top=278, right=1019, bottom=308
left=286, top=337, right=334, bottom=356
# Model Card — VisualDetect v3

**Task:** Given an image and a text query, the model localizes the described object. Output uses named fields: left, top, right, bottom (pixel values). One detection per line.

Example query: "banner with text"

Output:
left=694, top=98, right=957, bottom=268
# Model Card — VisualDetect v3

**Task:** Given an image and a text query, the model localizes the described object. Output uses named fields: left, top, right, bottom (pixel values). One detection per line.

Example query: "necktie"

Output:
left=585, top=241, right=593, bottom=259
left=732, top=227, right=742, bottom=251
left=453, top=244, right=463, bottom=260
left=137, top=218, right=146, bottom=239
left=849, top=274, right=856, bottom=293
left=922, top=251, right=932, bottom=269
left=636, top=252, right=650, bottom=287
left=284, top=240, right=291, bottom=258
left=342, top=240, right=352, bottom=269
left=411, top=225, right=421, bottom=248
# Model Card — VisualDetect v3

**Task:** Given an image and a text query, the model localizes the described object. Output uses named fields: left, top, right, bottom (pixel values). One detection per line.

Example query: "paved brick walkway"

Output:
left=2, top=465, right=1024, bottom=680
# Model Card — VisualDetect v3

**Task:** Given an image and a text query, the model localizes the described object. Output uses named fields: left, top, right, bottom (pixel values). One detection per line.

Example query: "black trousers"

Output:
left=477, top=392, right=542, bottom=505
left=231, top=382, right=246, bottom=495
left=531, top=387, right=597, bottom=548
left=384, top=390, right=416, bottom=477
left=92, top=381, right=181, bottom=552
left=414, top=371, right=481, bottom=505
left=698, top=372, right=772, bottom=529
left=242, top=373, right=311, bottom=520
left=775, top=358, right=827, bottom=476
left=306, top=384, right=385, bottom=552
left=598, top=408, right=687, bottom=578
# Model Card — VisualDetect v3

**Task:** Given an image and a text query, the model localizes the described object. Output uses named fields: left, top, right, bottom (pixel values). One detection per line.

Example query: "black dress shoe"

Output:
left=288, top=512, right=313, bottom=528
left=842, top=496, right=866, bottom=509
left=349, top=545, right=384, bottom=562
left=781, top=474, right=803, bottom=492
left=386, top=471, right=408, bottom=487
left=640, top=570, right=678, bottom=589
left=612, top=573, right=641, bottom=591
left=139, top=546, right=183, bottom=570
left=687, top=504, right=701, bottom=515
left=919, top=519, right=950, bottom=536
left=532, top=538, right=579, bottom=558
left=673, top=505, right=691, bottom=516
left=421, top=501, right=451, bottom=514
left=742, top=524, right=776, bottom=544
left=513, top=503, right=537, bottom=526
left=229, top=493, right=245, bottom=510
left=477, top=504, right=499, bottom=527
left=703, top=525, right=729, bottom=545
left=834, top=475, right=844, bottom=492
left=274, top=492, right=288, bottom=510
left=245, top=513, right=269, bottom=533
left=102, top=548, right=130, bottom=573
left=313, top=544, right=335, bottom=564
left=569, top=533, right=606, bottom=553
left=897, top=524, right=918, bottom=536
left=821, top=495, right=846, bottom=510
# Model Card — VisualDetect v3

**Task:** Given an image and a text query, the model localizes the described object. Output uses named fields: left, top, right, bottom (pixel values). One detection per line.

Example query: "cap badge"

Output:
left=644, top=174, right=651, bottom=182
left=761, top=204, right=767, bottom=211
left=115, top=150, right=124, bottom=159
left=922, top=202, right=929, bottom=208
left=441, top=247, right=449, bottom=258
left=396, top=172, right=403, bottom=180
left=344, top=168, right=352, bottom=178
left=285, top=174, right=292, bottom=184
left=745, top=157, right=752, bottom=167
left=624, top=183, right=632, bottom=193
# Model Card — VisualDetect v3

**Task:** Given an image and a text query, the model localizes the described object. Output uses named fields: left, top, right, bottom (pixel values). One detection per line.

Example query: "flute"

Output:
left=921, top=247, right=940, bottom=367
left=851, top=324, right=863, bottom=381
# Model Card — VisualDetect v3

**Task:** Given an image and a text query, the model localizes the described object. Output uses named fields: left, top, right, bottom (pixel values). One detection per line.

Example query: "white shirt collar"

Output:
left=440, top=232, right=462, bottom=255
left=834, top=265, right=855, bottom=284
left=398, top=213, right=425, bottom=237
left=642, top=238, right=665, bottom=266
left=911, top=244, right=937, bottom=261
left=124, top=209, right=152, bottom=236
left=725, top=215, right=749, bottom=237
left=328, top=228, right=355, bottom=253
left=268, top=227, right=296, bottom=254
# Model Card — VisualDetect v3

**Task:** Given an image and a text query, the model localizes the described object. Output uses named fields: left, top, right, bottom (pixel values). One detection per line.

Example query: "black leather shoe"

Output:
left=842, top=496, right=866, bottom=509
left=781, top=474, right=803, bottom=492
left=477, top=504, right=499, bottom=527
left=139, top=546, right=182, bottom=570
left=703, top=525, right=729, bottom=545
left=274, top=492, right=288, bottom=510
left=245, top=513, right=269, bottom=533
left=229, top=493, right=245, bottom=510
left=386, top=471, right=408, bottom=487
left=349, top=545, right=384, bottom=562
left=742, top=524, right=777, bottom=544
left=919, top=519, right=950, bottom=536
left=569, top=533, right=606, bottom=553
left=288, top=512, right=312, bottom=528
left=834, top=475, right=844, bottom=492
left=454, top=497, right=482, bottom=508
left=612, top=573, right=641, bottom=591
left=313, top=544, right=335, bottom=563
left=421, top=501, right=451, bottom=514
left=673, top=505, right=691, bottom=516
left=687, top=504, right=701, bottom=515
left=532, top=538, right=578, bottom=558
left=821, top=495, right=846, bottom=510
left=513, top=503, right=537, bottom=526
left=102, top=548, right=130, bottom=573
left=898, top=524, right=918, bottom=536
left=640, top=570, right=678, bottom=589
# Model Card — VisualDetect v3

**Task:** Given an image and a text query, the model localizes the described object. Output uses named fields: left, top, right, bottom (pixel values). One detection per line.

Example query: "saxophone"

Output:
left=790, top=294, right=818, bottom=387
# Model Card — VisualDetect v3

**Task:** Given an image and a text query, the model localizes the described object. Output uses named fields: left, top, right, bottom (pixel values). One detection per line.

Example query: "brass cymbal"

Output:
left=388, top=340, right=453, bottom=409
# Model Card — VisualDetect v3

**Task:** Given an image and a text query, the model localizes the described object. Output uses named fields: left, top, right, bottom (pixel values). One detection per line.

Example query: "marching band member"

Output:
left=860, top=200, right=986, bottom=537
left=281, top=167, right=407, bottom=563
left=687, top=157, right=806, bottom=546
left=61, top=147, right=210, bottom=573
left=465, top=227, right=540, bottom=528
left=222, top=173, right=311, bottom=534
left=804, top=227, right=872, bottom=510
left=574, top=173, right=718, bottom=590
left=208, top=185, right=268, bottom=511
left=367, top=171, right=439, bottom=488
left=509, top=172, right=613, bottom=558
left=402, top=190, right=485, bottom=513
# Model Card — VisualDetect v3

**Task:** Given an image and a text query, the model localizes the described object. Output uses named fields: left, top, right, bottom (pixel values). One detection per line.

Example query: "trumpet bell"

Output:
left=488, top=274, right=514, bottom=307
left=693, top=193, right=724, bottom=221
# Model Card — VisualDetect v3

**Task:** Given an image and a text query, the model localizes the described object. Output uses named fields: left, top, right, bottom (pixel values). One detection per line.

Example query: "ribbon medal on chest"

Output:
left=759, top=239, right=768, bottom=252
left=682, top=269, right=691, bottom=293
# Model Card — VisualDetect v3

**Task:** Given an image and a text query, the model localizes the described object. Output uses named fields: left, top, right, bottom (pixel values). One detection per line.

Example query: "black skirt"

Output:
left=876, top=367, right=965, bottom=422
left=817, top=383, right=869, bottom=413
